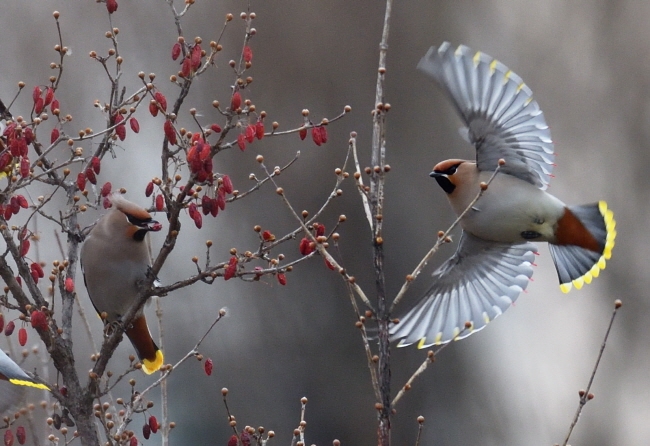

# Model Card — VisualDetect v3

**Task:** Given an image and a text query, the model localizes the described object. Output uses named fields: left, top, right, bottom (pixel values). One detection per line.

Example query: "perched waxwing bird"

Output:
left=0, top=348, right=49, bottom=390
left=390, top=42, right=616, bottom=348
left=81, top=193, right=164, bottom=374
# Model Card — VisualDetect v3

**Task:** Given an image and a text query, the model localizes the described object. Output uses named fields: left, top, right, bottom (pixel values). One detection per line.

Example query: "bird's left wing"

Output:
left=390, top=232, right=537, bottom=348
left=418, top=42, right=555, bottom=189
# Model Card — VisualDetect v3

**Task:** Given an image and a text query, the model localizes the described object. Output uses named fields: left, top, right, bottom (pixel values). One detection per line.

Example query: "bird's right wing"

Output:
left=0, top=349, right=48, bottom=390
left=390, top=232, right=537, bottom=348
left=418, top=42, right=555, bottom=189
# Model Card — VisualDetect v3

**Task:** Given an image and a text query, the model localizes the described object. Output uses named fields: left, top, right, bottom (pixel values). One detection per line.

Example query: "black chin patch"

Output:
left=521, top=230, right=542, bottom=240
left=133, top=229, right=149, bottom=241
left=433, top=176, right=456, bottom=194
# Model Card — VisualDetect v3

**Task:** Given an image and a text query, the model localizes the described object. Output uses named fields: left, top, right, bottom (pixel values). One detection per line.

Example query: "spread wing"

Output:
left=390, top=232, right=538, bottom=348
left=418, top=42, right=555, bottom=189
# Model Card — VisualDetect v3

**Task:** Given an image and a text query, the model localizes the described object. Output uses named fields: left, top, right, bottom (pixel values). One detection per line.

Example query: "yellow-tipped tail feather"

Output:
left=141, top=349, right=164, bottom=375
left=559, top=201, right=616, bottom=293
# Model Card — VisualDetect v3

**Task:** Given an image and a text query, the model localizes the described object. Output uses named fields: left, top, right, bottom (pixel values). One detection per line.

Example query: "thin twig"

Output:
left=115, top=310, right=226, bottom=437
left=562, top=299, right=622, bottom=446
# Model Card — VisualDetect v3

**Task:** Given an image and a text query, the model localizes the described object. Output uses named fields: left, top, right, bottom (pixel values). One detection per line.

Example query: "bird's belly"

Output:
left=457, top=183, right=564, bottom=243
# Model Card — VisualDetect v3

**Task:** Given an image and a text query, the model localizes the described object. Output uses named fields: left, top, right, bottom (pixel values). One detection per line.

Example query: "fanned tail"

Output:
left=549, top=201, right=616, bottom=292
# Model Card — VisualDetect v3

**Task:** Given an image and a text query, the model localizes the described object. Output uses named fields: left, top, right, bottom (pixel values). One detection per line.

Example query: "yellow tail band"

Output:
left=560, top=201, right=616, bottom=293
left=141, top=349, right=164, bottom=375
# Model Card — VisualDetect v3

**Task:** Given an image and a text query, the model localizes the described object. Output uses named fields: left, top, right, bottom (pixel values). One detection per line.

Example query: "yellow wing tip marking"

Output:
left=560, top=283, right=572, bottom=293
left=489, top=59, right=497, bottom=74
left=141, top=349, right=164, bottom=375
left=9, top=378, right=49, bottom=390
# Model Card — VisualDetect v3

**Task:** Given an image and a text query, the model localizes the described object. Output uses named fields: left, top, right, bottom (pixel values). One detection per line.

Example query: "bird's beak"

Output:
left=146, top=220, right=163, bottom=232
left=429, top=171, right=445, bottom=178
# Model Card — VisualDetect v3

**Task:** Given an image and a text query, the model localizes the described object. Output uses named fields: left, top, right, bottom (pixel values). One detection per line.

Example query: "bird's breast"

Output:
left=449, top=173, right=566, bottom=243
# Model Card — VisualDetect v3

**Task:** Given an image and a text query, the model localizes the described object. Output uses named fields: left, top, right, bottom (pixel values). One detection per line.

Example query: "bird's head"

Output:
left=109, top=193, right=162, bottom=241
left=430, top=159, right=469, bottom=194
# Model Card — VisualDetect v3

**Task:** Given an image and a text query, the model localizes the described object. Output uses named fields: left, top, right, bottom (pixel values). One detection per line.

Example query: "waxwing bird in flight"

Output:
left=0, top=348, right=49, bottom=390
left=390, top=42, right=616, bottom=348
left=81, top=194, right=164, bottom=374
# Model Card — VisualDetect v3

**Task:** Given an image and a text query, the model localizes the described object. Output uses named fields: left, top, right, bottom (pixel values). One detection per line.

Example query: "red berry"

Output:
left=129, top=436, right=138, bottom=446
left=145, top=182, right=154, bottom=197
left=65, top=277, right=74, bottom=292
left=262, top=230, right=273, bottom=241
left=35, top=98, right=44, bottom=114
left=277, top=273, right=287, bottom=286
left=237, top=133, right=246, bottom=151
left=171, top=42, right=182, bottom=61
left=91, top=156, right=101, bottom=174
left=154, top=92, right=167, bottom=113
left=50, top=99, right=60, bottom=114
left=23, top=128, right=34, bottom=145
left=114, top=115, right=126, bottom=141
left=18, top=327, right=27, bottom=346
left=15, top=426, right=25, bottom=445
left=4, top=429, right=14, bottom=446
left=149, top=101, right=159, bottom=117
left=209, top=197, right=219, bottom=217
left=299, top=127, right=307, bottom=140
left=155, top=194, right=164, bottom=211
left=106, top=0, right=118, bottom=13
left=191, top=44, right=202, bottom=70
left=142, top=423, right=151, bottom=440
left=20, top=158, right=29, bottom=178
left=129, top=117, right=140, bottom=133
left=50, top=128, right=60, bottom=144
left=44, top=88, right=55, bottom=106
left=164, top=120, right=177, bottom=145
left=30, top=310, right=47, bottom=330
left=181, top=57, right=192, bottom=78
left=32, top=86, right=41, bottom=104
left=16, top=195, right=28, bottom=209
left=5, top=320, right=15, bottom=336
left=76, top=172, right=86, bottom=191
left=0, top=314, right=4, bottom=333
left=255, top=120, right=264, bottom=140
left=19, top=239, right=30, bottom=257
left=30, top=263, right=42, bottom=282
left=230, top=91, right=241, bottom=111
left=245, top=124, right=255, bottom=143
left=243, top=46, right=253, bottom=63
left=221, top=175, right=233, bottom=194
left=319, top=126, right=328, bottom=143
left=311, top=127, right=322, bottom=146
left=210, top=124, right=221, bottom=133
left=101, top=182, right=112, bottom=197
left=224, top=256, right=237, bottom=280
left=85, top=168, right=97, bottom=185
left=148, top=416, right=158, bottom=434
left=228, top=435, right=238, bottom=446
left=299, top=237, right=314, bottom=256
left=324, top=257, right=336, bottom=270
left=204, top=358, right=213, bottom=376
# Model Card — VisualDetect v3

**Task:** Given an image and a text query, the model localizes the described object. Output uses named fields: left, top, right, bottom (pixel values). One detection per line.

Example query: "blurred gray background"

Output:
left=1, top=1, right=647, bottom=445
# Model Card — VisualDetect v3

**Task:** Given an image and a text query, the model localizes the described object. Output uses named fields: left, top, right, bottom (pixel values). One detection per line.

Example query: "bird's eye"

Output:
left=442, top=163, right=460, bottom=175
left=125, top=214, right=152, bottom=227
